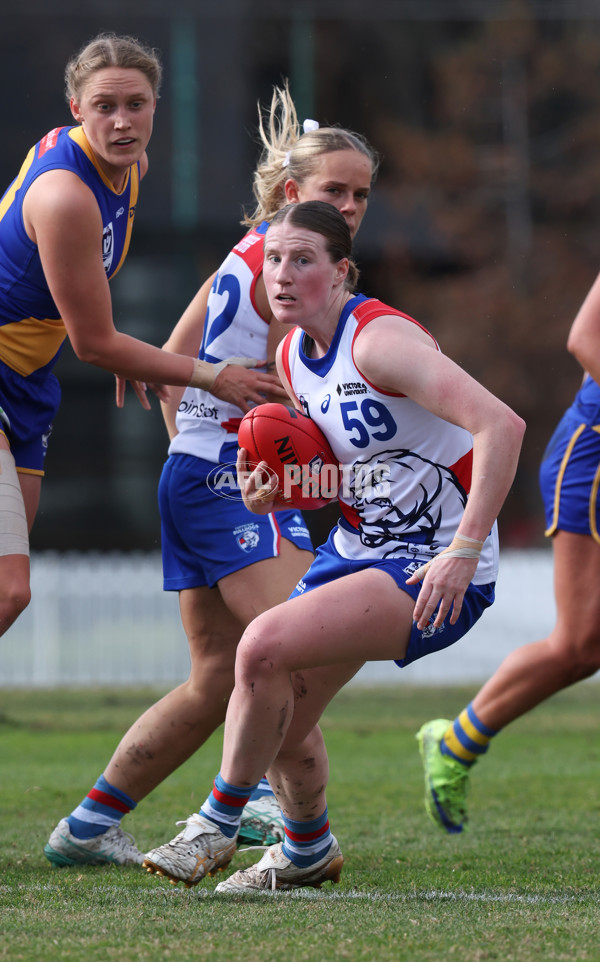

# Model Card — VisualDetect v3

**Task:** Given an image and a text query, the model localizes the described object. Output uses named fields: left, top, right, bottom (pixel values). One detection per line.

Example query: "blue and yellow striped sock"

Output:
left=441, top=703, right=499, bottom=767
left=200, top=772, right=259, bottom=838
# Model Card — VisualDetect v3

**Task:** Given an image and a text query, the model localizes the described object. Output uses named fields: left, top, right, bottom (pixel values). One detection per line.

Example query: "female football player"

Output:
left=141, top=200, right=525, bottom=892
left=0, top=32, right=267, bottom=656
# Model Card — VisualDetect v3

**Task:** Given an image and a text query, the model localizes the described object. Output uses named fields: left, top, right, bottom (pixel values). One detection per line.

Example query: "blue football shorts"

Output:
left=288, top=527, right=495, bottom=668
left=0, top=360, right=59, bottom=473
left=159, top=452, right=314, bottom=590
left=539, top=382, right=600, bottom=542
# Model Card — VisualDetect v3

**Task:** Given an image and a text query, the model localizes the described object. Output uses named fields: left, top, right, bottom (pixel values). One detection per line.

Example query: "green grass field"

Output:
left=1, top=685, right=599, bottom=962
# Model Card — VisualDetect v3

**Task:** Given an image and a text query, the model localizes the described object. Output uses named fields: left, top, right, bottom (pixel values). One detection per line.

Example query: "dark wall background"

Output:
left=3, top=0, right=600, bottom=551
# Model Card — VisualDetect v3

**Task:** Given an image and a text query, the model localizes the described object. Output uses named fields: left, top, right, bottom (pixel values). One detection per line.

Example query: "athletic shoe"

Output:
left=238, top=794, right=285, bottom=847
left=143, top=813, right=237, bottom=887
left=215, top=837, right=344, bottom=893
left=416, top=718, right=471, bottom=834
left=44, top=818, right=144, bottom=867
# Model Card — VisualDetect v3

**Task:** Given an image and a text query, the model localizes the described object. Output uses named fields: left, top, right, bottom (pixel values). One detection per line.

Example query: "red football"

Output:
left=238, top=403, right=339, bottom=510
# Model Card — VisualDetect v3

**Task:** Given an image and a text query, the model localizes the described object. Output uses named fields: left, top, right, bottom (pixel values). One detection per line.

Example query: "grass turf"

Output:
left=1, top=685, right=599, bottom=961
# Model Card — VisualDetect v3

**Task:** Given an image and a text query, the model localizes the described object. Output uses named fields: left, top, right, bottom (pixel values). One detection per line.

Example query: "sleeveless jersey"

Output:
left=169, top=223, right=270, bottom=464
left=280, top=294, right=498, bottom=585
left=0, top=125, right=140, bottom=378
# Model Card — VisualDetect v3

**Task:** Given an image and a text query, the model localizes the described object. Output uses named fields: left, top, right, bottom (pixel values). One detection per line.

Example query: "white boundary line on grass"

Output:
left=3, top=884, right=593, bottom=905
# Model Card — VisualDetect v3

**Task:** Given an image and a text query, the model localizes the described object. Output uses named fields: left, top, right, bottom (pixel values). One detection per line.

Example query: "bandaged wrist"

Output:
left=412, top=534, right=484, bottom=582
left=188, top=356, right=258, bottom=390
left=435, top=534, right=484, bottom=562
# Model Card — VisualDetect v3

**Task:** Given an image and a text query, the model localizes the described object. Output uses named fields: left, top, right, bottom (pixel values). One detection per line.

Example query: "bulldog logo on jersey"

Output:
left=102, top=223, right=114, bottom=273
left=349, top=449, right=468, bottom=557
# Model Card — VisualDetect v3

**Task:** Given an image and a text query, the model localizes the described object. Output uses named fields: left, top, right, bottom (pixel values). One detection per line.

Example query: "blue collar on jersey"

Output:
left=299, top=293, right=368, bottom=376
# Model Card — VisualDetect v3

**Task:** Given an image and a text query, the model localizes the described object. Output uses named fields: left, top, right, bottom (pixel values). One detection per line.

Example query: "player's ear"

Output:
left=70, top=97, right=84, bottom=123
left=284, top=179, right=300, bottom=204
left=334, top=259, right=349, bottom=283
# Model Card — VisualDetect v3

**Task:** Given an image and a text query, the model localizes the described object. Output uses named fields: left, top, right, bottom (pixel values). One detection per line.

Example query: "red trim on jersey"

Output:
left=350, top=299, right=439, bottom=397
left=221, top=417, right=242, bottom=434
left=38, top=127, right=65, bottom=158
left=88, top=789, right=131, bottom=813
left=339, top=500, right=360, bottom=529
left=448, top=448, right=473, bottom=494
left=232, top=229, right=269, bottom=324
left=279, top=327, right=297, bottom=390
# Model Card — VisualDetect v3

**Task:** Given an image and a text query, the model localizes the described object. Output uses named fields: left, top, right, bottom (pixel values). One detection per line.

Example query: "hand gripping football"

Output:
left=238, top=403, right=339, bottom=510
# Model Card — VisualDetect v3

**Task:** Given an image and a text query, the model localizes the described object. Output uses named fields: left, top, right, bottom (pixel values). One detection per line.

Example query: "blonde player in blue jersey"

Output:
left=0, top=31, right=273, bottom=649
left=45, top=87, right=381, bottom=867
left=141, top=201, right=525, bottom=892
left=416, top=271, right=600, bottom=834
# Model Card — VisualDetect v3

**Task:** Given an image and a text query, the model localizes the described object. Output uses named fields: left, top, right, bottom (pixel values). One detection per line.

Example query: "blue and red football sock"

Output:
left=200, top=772, right=259, bottom=838
left=249, top=776, right=274, bottom=800
left=67, top=774, right=136, bottom=839
left=281, top=808, right=332, bottom=867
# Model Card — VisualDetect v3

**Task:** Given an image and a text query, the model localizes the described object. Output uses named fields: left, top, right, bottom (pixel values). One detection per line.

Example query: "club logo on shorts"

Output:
left=233, top=522, right=260, bottom=552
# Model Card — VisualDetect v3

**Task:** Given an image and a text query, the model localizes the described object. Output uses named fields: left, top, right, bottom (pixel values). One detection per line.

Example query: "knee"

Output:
left=236, top=617, right=286, bottom=681
left=549, top=630, right=600, bottom=684
left=569, top=641, right=600, bottom=683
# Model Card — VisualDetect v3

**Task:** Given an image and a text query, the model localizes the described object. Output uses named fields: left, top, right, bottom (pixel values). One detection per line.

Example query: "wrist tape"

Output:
left=413, top=534, right=483, bottom=582
left=188, top=356, right=258, bottom=391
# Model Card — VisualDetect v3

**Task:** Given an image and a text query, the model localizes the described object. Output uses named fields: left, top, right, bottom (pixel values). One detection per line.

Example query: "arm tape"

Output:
left=0, top=450, right=30, bottom=557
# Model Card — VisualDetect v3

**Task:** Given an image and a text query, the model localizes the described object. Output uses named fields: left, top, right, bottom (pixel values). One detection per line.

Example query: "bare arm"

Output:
left=354, top=316, right=526, bottom=628
left=160, top=270, right=289, bottom=439
left=160, top=273, right=216, bottom=439
left=24, top=170, right=196, bottom=387
left=566, top=272, right=600, bottom=384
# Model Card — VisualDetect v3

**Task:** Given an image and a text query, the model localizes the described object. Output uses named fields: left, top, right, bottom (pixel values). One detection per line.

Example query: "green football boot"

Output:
left=416, top=718, right=471, bottom=834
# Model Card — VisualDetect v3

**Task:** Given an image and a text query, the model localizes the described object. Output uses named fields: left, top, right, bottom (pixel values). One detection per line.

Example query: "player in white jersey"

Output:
left=45, top=87, right=380, bottom=867
left=141, top=201, right=525, bottom=892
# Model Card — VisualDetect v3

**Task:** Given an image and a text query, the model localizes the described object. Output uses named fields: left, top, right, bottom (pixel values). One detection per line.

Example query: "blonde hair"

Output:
left=243, top=81, right=379, bottom=228
left=64, top=32, right=162, bottom=102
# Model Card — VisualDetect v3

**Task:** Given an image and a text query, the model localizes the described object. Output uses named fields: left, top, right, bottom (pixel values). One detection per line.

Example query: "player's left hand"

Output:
left=406, top=556, right=479, bottom=630
left=115, top=375, right=171, bottom=409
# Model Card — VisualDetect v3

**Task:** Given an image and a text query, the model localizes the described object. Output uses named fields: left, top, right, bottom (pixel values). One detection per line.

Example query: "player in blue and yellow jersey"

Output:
left=417, top=270, right=600, bottom=835
left=0, top=34, right=276, bottom=717
left=45, top=84, right=381, bottom=868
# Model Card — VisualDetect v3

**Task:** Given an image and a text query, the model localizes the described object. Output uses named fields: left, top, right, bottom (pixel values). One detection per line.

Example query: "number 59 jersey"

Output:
left=280, top=295, right=498, bottom=585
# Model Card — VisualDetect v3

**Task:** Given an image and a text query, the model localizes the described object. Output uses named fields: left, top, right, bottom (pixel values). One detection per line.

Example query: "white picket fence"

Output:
left=0, top=549, right=572, bottom=688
